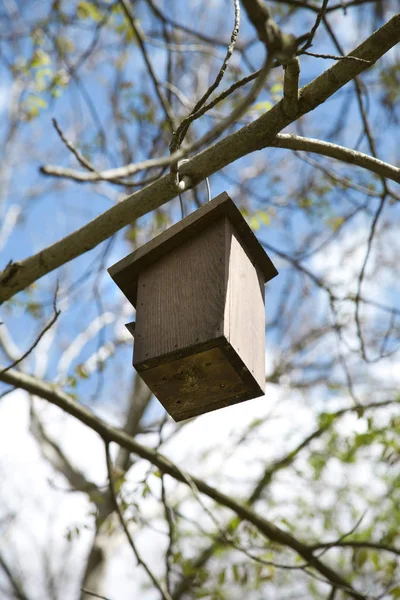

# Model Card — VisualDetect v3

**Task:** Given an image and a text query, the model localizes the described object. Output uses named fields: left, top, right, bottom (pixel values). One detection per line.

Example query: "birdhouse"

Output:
left=108, top=192, right=277, bottom=421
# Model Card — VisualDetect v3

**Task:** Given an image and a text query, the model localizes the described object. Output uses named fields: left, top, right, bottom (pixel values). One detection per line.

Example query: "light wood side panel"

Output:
left=224, top=227, right=265, bottom=391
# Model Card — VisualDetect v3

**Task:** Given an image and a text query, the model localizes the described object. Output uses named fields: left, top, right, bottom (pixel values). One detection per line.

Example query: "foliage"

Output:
left=0, top=1, right=399, bottom=599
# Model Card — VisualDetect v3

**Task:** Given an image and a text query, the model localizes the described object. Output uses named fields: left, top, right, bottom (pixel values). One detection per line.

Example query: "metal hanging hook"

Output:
left=176, top=159, right=211, bottom=217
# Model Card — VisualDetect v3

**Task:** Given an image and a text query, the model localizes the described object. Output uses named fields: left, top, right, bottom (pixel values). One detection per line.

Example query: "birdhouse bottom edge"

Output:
left=134, top=337, right=265, bottom=422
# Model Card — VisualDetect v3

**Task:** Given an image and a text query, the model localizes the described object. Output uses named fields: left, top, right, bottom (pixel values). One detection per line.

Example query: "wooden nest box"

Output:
left=108, top=192, right=277, bottom=421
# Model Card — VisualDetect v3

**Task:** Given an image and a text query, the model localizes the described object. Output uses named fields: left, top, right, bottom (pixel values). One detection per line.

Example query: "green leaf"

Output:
left=75, top=363, right=89, bottom=379
left=327, top=216, right=345, bottom=231
left=352, top=548, right=368, bottom=569
left=232, top=564, right=240, bottom=583
left=77, top=1, right=102, bottom=20
left=308, top=454, right=326, bottom=479
left=252, top=100, right=273, bottom=112
left=271, top=83, right=283, bottom=94
left=182, top=560, right=195, bottom=577
left=26, top=301, right=43, bottom=318
left=66, top=375, right=77, bottom=388
left=318, top=412, right=336, bottom=429
left=31, top=49, right=50, bottom=68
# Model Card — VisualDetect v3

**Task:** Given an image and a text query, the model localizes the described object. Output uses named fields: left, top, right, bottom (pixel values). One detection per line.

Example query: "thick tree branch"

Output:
left=241, top=0, right=298, bottom=60
left=0, top=365, right=374, bottom=598
left=0, top=13, right=399, bottom=304
left=282, top=59, right=300, bottom=118
left=271, top=134, right=400, bottom=183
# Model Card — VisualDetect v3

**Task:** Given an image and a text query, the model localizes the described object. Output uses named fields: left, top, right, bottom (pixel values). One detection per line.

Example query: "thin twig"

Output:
left=52, top=118, right=98, bottom=173
left=105, top=442, right=173, bottom=600
left=161, top=475, right=175, bottom=594
left=170, top=0, right=240, bottom=152
left=354, top=194, right=387, bottom=361
left=328, top=587, right=337, bottom=600
left=302, top=50, right=372, bottom=63
left=118, top=0, right=176, bottom=132
left=0, top=282, right=60, bottom=375
left=314, top=513, right=366, bottom=558
left=172, top=51, right=274, bottom=188
left=312, top=540, right=400, bottom=558
left=301, top=0, right=330, bottom=51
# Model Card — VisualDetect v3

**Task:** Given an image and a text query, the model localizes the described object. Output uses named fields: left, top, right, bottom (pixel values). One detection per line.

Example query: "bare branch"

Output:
left=118, top=0, right=176, bottom=131
left=271, top=134, right=400, bottom=183
left=161, top=475, right=175, bottom=595
left=0, top=549, right=30, bottom=600
left=301, top=50, right=372, bottom=63
left=311, top=540, right=400, bottom=558
left=301, top=0, right=329, bottom=51
left=241, top=0, right=298, bottom=60
left=30, top=401, right=101, bottom=497
left=1, top=365, right=391, bottom=598
left=354, top=194, right=387, bottom=361
left=52, top=118, right=98, bottom=174
left=1, top=13, right=399, bottom=304
left=0, top=282, right=60, bottom=374
left=105, top=442, right=173, bottom=600
left=170, top=0, right=241, bottom=152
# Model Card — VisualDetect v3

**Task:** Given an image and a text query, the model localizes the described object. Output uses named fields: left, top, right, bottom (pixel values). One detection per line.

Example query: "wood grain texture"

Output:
left=133, top=218, right=227, bottom=365
left=137, top=343, right=264, bottom=421
left=141, top=346, right=246, bottom=421
left=224, top=225, right=266, bottom=391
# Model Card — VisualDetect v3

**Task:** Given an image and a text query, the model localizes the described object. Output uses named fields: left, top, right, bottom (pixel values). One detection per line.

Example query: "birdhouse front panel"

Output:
left=133, top=217, right=227, bottom=367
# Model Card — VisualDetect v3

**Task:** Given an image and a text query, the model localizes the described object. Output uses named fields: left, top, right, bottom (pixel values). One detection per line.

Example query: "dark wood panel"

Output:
left=133, top=218, right=227, bottom=364
left=139, top=346, right=262, bottom=421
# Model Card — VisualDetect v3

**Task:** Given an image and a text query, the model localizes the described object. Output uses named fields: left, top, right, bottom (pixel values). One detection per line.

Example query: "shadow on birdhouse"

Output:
left=108, top=192, right=277, bottom=421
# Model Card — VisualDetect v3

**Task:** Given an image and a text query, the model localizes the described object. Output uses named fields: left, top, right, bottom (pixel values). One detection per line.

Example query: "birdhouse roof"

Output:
left=108, top=192, right=278, bottom=307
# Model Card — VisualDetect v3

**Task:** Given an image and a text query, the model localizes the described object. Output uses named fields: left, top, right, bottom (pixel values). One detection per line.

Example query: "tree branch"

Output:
left=282, top=58, right=300, bottom=118
left=171, top=398, right=399, bottom=598
left=1, top=12, right=399, bottom=304
left=1, top=365, right=390, bottom=598
left=169, top=0, right=241, bottom=152
left=0, top=282, right=60, bottom=374
left=270, top=134, right=400, bottom=183
left=118, top=0, right=176, bottom=131
left=105, top=442, right=173, bottom=600
left=30, top=402, right=101, bottom=497
left=0, top=549, right=30, bottom=600
left=310, top=540, right=400, bottom=558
